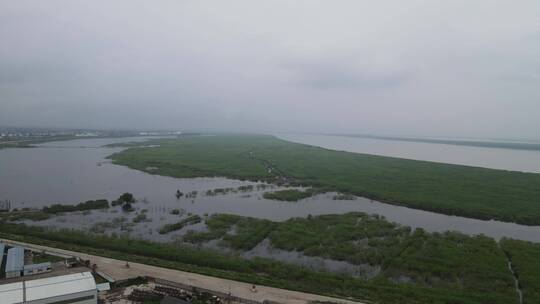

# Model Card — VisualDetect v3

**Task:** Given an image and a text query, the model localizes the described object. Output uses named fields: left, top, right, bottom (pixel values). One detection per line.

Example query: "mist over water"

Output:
left=278, top=134, right=540, bottom=173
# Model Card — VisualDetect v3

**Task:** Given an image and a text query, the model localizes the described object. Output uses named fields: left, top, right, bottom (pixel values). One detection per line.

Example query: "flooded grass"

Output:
left=159, top=215, right=202, bottom=234
left=0, top=212, right=523, bottom=304
left=173, top=211, right=522, bottom=299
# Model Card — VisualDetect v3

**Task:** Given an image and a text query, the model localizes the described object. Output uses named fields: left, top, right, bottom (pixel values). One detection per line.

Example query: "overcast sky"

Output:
left=1, top=1, right=539, bottom=139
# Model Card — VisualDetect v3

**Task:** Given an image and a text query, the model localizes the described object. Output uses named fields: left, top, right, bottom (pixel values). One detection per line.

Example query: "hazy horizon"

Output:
left=1, top=1, right=539, bottom=139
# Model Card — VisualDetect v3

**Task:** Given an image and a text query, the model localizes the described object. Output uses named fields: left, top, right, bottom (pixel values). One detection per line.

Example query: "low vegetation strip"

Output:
left=109, top=135, right=540, bottom=225
left=43, top=199, right=109, bottom=214
left=1, top=211, right=51, bottom=221
left=0, top=219, right=525, bottom=304
left=159, top=215, right=202, bottom=234
left=0, top=198, right=114, bottom=222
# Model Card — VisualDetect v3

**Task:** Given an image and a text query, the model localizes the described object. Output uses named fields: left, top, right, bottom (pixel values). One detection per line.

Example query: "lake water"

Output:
left=1, top=136, right=540, bottom=242
left=277, top=134, right=540, bottom=173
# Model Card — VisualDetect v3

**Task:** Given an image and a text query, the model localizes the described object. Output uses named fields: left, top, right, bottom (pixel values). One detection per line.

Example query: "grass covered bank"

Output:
left=109, top=135, right=540, bottom=225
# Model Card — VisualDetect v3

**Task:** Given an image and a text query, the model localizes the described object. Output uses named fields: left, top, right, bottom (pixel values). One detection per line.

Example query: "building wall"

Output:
left=27, top=289, right=97, bottom=304
left=24, top=265, right=52, bottom=276
left=5, top=270, right=21, bottom=279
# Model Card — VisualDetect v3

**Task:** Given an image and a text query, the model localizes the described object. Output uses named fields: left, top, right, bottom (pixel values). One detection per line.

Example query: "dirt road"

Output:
left=0, top=238, right=363, bottom=304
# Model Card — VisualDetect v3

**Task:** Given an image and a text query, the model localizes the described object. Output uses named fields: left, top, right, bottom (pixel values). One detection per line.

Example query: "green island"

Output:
left=0, top=199, right=111, bottom=222
left=262, top=189, right=317, bottom=201
left=109, top=134, right=540, bottom=225
left=2, top=211, right=540, bottom=303
left=0, top=194, right=138, bottom=223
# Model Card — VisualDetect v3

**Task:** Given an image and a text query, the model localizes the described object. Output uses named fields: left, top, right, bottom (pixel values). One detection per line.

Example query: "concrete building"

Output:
left=5, top=247, right=24, bottom=279
left=0, top=242, right=5, bottom=274
left=0, top=200, right=10, bottom=211
left=23, top=262, right=52, bottom=276
left=1, top=271, right=97, bottom=304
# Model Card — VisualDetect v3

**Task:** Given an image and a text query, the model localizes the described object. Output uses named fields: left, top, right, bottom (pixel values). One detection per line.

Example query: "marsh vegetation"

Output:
left=159, top=215, right=202, bottom=234
left=2, top=211, right=538, bottom=303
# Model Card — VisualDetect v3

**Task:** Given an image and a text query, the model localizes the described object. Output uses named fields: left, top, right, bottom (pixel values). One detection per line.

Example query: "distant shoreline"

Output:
left=317, top=133, right=540, bottom=151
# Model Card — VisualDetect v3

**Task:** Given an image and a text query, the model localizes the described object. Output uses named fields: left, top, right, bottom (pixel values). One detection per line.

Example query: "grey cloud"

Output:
left=0, top=0, right=540, bottom=139
left=0, top=62, right=86, bottom=84
left=283, top=59, right=408, bottom=90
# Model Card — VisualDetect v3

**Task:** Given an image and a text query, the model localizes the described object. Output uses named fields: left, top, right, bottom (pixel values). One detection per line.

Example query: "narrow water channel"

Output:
left=504, top=250, right=524, bottom=304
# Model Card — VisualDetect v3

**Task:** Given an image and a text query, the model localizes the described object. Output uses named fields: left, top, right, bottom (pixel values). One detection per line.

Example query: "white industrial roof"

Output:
left=0, top=272, right=96, bottom=304
left=25, top=271, right=96, bottom=301
left=0, top=282, right=24, bottom=304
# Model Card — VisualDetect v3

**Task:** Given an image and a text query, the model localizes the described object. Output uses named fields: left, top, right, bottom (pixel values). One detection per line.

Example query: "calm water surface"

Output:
left=278, top=134, right=540, bottom=173
left=1, top=137, right=540, bottom=242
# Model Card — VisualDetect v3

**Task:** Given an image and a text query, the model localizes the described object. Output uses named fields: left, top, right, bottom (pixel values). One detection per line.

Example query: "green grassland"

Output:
left=109, top=134, right=540, bottom=225
left=32, top=252, right=66, bottom=264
